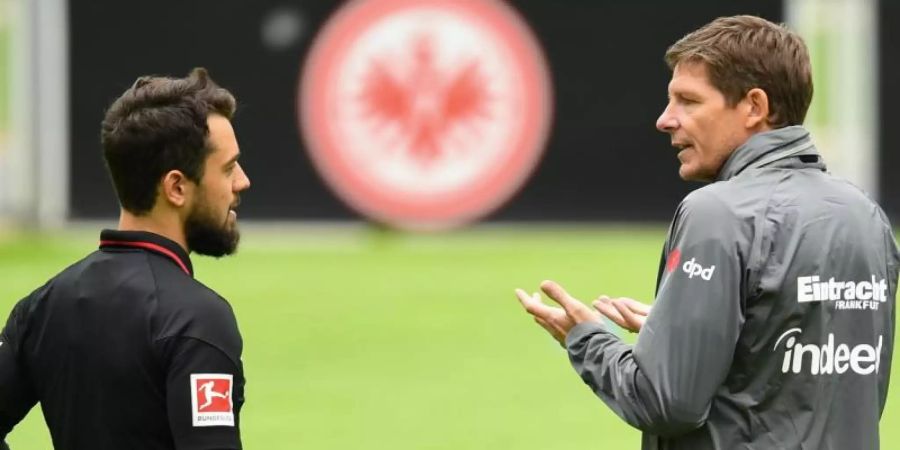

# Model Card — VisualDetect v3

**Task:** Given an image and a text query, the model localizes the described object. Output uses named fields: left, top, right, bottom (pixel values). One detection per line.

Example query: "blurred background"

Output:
left=0, top=0, right=897, bottom=448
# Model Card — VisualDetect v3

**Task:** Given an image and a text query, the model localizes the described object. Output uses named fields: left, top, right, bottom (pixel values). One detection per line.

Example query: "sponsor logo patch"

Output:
left=797, top=275, right=888, bottom=310
left=773, top=328, right=883, bottom=375
left=190, top=374, right=234, bottom=427
left=665, top=248, right=681, bottom=273
left=299, top=0, right=553, bottom=230
left=681, top=257, right=715, bottom=281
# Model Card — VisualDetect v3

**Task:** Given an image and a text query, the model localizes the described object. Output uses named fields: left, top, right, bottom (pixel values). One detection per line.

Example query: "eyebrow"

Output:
left=223, top=153, right=241, bottom=167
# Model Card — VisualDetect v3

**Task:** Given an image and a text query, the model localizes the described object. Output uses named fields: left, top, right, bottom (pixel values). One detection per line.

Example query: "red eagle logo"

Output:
left=359, top=36, right=491, bottom=164
left=300, top=0, right=552, bottom=229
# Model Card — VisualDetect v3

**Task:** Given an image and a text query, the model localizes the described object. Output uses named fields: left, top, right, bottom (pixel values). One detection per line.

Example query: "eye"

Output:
left=679, top=96, right=698, bottom=105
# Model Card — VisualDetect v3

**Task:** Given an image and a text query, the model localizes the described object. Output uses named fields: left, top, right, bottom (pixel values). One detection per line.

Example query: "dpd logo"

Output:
left=665, top=248, right=681, bottom=273
left=682, top=257, right=715, bottom=280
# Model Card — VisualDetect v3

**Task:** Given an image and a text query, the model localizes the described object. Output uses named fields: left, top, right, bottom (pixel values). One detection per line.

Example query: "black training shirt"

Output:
left=0, top=230, right=244, bottom=449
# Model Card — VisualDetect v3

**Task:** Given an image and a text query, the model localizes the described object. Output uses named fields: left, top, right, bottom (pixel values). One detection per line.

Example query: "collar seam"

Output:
left=99, top=239, right=193, bottom=277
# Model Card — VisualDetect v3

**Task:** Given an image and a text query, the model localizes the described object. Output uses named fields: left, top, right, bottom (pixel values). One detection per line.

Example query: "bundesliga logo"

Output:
left=190, top=374, right=234, bottom=427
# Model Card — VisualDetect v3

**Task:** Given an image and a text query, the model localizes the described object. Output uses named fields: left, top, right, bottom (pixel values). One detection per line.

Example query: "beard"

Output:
left=184, top=198, right=240, bottom=257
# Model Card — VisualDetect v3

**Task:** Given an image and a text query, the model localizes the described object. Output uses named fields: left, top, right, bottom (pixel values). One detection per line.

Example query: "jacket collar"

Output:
left=99, top=229, right=193, bottom=277
left=716, top=125, right=826, bottom=182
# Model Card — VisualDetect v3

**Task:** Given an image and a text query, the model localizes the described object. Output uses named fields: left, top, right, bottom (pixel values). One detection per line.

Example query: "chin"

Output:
left=678, top=165, right=712, bottom=182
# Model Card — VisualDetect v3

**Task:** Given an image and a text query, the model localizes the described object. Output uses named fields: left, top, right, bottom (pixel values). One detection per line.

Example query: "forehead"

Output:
left=205, top=114, right=239, bottom=161
left=668, top=62, right=718, bottom=95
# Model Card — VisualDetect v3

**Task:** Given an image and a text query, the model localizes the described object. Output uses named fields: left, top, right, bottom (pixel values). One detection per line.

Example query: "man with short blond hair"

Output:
left=517, top=15, right=897, bottom=449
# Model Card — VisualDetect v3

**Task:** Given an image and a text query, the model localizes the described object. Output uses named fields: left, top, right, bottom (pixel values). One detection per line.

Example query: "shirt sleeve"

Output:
left=879, top=221, right=900, bottom=417
left=160, top=337, right=245, bottom=450
left=565, top=190, right=746, bottom=436
left=0, top=297, right=39, bottom=445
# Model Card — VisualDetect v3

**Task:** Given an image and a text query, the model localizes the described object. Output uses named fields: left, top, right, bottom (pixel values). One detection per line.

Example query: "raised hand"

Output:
left=515, top=280, right=604, bottom=344
left=592, top=296, right=650, bottom=333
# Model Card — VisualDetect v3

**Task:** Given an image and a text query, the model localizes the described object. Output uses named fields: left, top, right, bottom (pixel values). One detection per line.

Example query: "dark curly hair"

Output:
left=101, top=67, right=236, bottom=214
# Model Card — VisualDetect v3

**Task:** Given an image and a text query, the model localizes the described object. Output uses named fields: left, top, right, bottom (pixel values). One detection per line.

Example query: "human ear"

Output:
left=159, top=170, right=194, bottom=208
left=744, top=88, right=770, bottom=129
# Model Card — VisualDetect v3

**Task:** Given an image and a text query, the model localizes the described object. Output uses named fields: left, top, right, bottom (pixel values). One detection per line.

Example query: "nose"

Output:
left=234, top=163, right=251, bottom=192
left=656, top=102, right=678, bottom=133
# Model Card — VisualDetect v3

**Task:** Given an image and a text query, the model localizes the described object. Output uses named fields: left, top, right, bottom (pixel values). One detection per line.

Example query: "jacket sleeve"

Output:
left=878, top=218, right=899, bottom=417
left=160, top=336, right=245, bottom=450
left=0, top=296, right=39, bottom=445
left=565, top=191, right=746, bottom=436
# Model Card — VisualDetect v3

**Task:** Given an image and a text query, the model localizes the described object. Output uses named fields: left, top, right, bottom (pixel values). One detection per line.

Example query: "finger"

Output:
left=612, top=299, right=646, bottom=331
left=592, top=297, right=629, bottom=328
left=539, top=280, right=580, bottom=314
left=515, top=289, right=558, bottom=318
left=515, top=288, right=541, bottom=312
left=619, top=297, right=651, bottom=316
left=514, top=288, right=533, bottom=307
left=534, top=316, right=565, bottom=343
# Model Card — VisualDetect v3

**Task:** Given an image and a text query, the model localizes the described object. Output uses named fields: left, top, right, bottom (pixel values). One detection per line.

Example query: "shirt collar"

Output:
left=99, top=229, right=193, bottom=277
left=716, top=125, right=826, bottom=182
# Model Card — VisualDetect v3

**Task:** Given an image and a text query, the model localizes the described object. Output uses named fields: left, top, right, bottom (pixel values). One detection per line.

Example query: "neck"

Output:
left=118, top=210, right=189, bottom=253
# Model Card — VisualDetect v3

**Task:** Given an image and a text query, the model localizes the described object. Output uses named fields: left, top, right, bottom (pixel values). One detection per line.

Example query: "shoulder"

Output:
left=676, top=185, right=739, bottom=225
left=676, top=170, right=786, bottom=229
left=12, top=250, right=107, bottom=315
left=668, top=182, right=762, bottom=252
left=2, top=281, right=49, bottom=347
left=2, top=251, right=105, bottom=347
left=150, top=267, right=242, bottom=361
left=826, top=176, right=891, bottom=220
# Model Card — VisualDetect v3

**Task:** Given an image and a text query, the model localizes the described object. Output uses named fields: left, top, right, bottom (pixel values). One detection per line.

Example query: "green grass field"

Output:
left=1, top=226, right=898, bottom=449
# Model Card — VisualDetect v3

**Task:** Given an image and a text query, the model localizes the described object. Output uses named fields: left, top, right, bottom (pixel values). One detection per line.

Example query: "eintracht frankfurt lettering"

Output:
left=797, top=275, right=888, bottom=310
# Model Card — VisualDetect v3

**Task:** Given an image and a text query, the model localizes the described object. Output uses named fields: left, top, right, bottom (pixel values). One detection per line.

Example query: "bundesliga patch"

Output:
left=190, top=373, right=234, bottom=427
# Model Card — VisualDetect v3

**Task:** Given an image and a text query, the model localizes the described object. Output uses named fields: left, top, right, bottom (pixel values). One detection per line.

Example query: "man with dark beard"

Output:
left=0, top=68, right=251, bottom=449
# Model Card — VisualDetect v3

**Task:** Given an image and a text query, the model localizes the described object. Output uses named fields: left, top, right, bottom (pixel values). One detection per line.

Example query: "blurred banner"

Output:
left=66, top=0, right=784, bottom=225
left=299, top=0, right=554, bottom=230
left=879, top=1, right=900, bottom=217
left=0, top=0, right=13, bottom=222
left=787, top=0, right=878, bottom=200
left=0, top=0, right=68, bottom=227
left=4, top=0, right=894, bottom=227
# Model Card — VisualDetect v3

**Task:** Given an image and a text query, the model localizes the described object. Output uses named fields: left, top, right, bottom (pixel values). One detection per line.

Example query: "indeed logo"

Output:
left=682, top=258, right=715, bottom=280
left=774, top=328, right=883, bottom=375
left=797, top=275, right=888, bottom=311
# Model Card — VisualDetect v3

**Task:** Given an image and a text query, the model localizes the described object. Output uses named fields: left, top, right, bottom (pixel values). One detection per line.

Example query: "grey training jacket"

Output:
left=566, top=126, right=898, bottom=449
